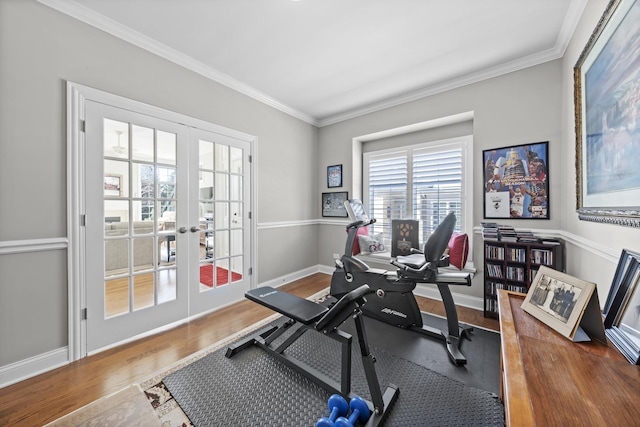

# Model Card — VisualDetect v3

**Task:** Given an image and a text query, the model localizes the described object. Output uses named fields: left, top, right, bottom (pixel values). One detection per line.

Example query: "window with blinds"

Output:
left=364, top=138, right=467, bottom=245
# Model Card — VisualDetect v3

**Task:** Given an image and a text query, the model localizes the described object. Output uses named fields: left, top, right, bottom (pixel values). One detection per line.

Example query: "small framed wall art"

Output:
left=327, top=164, right=343, bottom=188
left=104, top=174, right=122, bottom=197
left=322, top=191, right=348, bottom=217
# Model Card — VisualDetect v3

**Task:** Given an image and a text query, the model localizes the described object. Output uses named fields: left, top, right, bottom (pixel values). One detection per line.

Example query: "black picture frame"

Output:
left=391, top=219, right=419, bottom=257
left=482, top=141, right=549, bottom=219
left=603, top=249, right=640, bottom=315
left=574, top=0, right=640, bottom=227
left=327, top=164, right=343, bottom=188
left=322, top=191, right=348, bottom=217
left=603, top=249, right=640, bottom=364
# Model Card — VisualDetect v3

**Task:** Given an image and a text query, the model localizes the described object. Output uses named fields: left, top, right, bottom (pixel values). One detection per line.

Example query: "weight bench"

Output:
left=226, top=285, right=398, bottom=427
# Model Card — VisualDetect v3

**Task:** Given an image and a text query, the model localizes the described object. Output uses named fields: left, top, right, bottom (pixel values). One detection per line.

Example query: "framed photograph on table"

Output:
left=603, top=249, right=640, bottom=364
left=574, top=0, right=640, bottom=227
left=522, top=266, right=606, bottom=343
left=322, top=192, right=348, bottom=217
left=327, top=164, right=343, bottom=188
left=483, top=141, right=549, bottom=219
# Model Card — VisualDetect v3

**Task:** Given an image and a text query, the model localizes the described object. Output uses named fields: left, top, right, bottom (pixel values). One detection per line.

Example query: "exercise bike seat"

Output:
left=395, top=253, right=423, bottom=268
left=393, top=212, right=456, bottom=279
left=245, top=287, right=328, bottom=325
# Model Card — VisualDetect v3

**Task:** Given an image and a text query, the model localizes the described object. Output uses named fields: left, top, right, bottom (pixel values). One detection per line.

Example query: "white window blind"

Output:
left=413, top=147, right=462, bottom=241
left=364, top=137, right=468, bottom=245
left=368, top=153, right=407, bottom=240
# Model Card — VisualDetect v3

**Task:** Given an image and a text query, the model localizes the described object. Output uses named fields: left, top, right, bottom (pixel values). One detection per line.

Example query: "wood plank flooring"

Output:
left=0, top=273, right=498, bottom=426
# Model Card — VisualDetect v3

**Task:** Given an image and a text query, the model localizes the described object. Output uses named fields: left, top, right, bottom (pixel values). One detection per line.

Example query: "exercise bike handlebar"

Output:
left=346, top=218, right=376, bottom=230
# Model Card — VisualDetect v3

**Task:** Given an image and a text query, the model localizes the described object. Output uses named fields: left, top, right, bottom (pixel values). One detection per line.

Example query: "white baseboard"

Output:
left=0, top=265, right=333, bottom=389
left=260, top=265, right=331, bottom=288
left=0, top=347, right=69, bottom=389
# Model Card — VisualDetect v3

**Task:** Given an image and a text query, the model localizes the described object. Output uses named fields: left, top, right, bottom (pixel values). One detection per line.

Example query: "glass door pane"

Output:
left=102, top=119, right=179, bottom=317
left=190, top=129, right=251, bottom=315
left=85, top=100, right=188, bottom=353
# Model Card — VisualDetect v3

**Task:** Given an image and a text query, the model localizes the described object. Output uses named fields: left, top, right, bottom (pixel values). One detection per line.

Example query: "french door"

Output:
left=189, top=128, right=251, bottom=315
left=83, top=99, right=251, bottom=353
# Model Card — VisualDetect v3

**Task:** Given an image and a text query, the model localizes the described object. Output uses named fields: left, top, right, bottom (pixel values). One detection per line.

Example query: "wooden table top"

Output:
left=498, top=290, right=640, bottom=426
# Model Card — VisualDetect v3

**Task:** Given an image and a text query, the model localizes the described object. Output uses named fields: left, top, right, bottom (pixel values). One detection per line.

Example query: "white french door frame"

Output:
left=188, top=128, right=252, bottom=315
left=66, top=82, right=257, bottom=360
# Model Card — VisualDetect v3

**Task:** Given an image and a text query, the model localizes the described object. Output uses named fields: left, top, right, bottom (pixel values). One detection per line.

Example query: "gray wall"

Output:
left=318, top=0, right=640, bottom=306
left=318, top=60, right=564, bottom=299
left=3, top=0, right=640, bottom=379
left=559, top=0, right=640, bottom=298
left=0, top=0, right=318, bottom=367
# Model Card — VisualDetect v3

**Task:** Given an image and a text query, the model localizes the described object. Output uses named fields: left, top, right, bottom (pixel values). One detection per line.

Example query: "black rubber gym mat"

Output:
left=163, top=317, right=504, bottom=426
left=343, top=312, right=502, bottom=395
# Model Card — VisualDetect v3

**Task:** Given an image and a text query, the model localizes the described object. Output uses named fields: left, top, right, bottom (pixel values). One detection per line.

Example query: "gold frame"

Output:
left=574, top=0, right=640, bottom=227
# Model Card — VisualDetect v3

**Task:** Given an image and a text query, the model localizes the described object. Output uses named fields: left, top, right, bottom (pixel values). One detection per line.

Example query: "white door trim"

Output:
left=66, top=81, right=256, bottom=360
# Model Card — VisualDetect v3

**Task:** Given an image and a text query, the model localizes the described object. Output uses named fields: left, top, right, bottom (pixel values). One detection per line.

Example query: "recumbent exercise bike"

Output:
left=330, top=199, right=473, bottom=365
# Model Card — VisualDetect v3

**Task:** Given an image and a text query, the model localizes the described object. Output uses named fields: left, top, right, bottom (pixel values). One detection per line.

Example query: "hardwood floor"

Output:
left=0, top=273, right=498, bottom=426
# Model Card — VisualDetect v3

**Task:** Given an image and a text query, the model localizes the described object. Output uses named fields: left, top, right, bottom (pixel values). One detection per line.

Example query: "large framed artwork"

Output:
left=574, top=0, right=640, bottom=227
left=483, top=141, right=549, bottom=219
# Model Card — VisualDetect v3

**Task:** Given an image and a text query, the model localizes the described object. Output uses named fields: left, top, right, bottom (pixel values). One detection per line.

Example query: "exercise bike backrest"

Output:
left=422, top=212, right=456, bottom=263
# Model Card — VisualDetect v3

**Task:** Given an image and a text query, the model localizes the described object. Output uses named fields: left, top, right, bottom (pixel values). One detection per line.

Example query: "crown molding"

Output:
left=556, top=0, right=590, bottom=57
left=316, top=0, right=589, bottom=127
left=316, top=46, right=564, bottom=127
left=36, top=0, right=319, bottom=126
left=37, top=0, right=588, bottom=129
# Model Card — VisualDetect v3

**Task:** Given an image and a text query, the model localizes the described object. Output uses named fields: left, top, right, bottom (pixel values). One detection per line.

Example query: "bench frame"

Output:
left=225, top=285, right=398, bottom=427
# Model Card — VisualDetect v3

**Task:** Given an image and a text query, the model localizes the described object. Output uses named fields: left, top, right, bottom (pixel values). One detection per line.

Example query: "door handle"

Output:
left=178, top=227, right=188, bottom=234
left=190, top=226, right=199, bottom=233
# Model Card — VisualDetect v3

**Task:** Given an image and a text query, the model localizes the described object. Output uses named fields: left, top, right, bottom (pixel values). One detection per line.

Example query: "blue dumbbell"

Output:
left=334, top=396, right=370, bottom=427
left=316, top=394, right=349, bottom=427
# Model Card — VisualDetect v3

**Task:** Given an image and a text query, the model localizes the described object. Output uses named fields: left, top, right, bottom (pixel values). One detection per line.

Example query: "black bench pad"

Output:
left=245, top=286, right=328, bottom=325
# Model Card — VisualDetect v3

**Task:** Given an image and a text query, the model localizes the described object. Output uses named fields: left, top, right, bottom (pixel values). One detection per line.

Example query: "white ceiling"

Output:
left=40, top=0, right=587, bottom=126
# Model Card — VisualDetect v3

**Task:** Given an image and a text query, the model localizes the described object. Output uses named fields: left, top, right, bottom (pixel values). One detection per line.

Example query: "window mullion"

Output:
left=407, top=150, right=414, bottom=220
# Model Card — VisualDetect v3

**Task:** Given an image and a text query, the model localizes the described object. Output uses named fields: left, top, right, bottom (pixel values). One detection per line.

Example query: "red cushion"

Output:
left=448, top=232, right=469, bottom=270
left=350, top=226, right=370, bottom=255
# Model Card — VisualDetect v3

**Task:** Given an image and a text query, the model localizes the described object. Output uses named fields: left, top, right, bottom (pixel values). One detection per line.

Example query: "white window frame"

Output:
left=362, top=135, right=473, bottom=266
